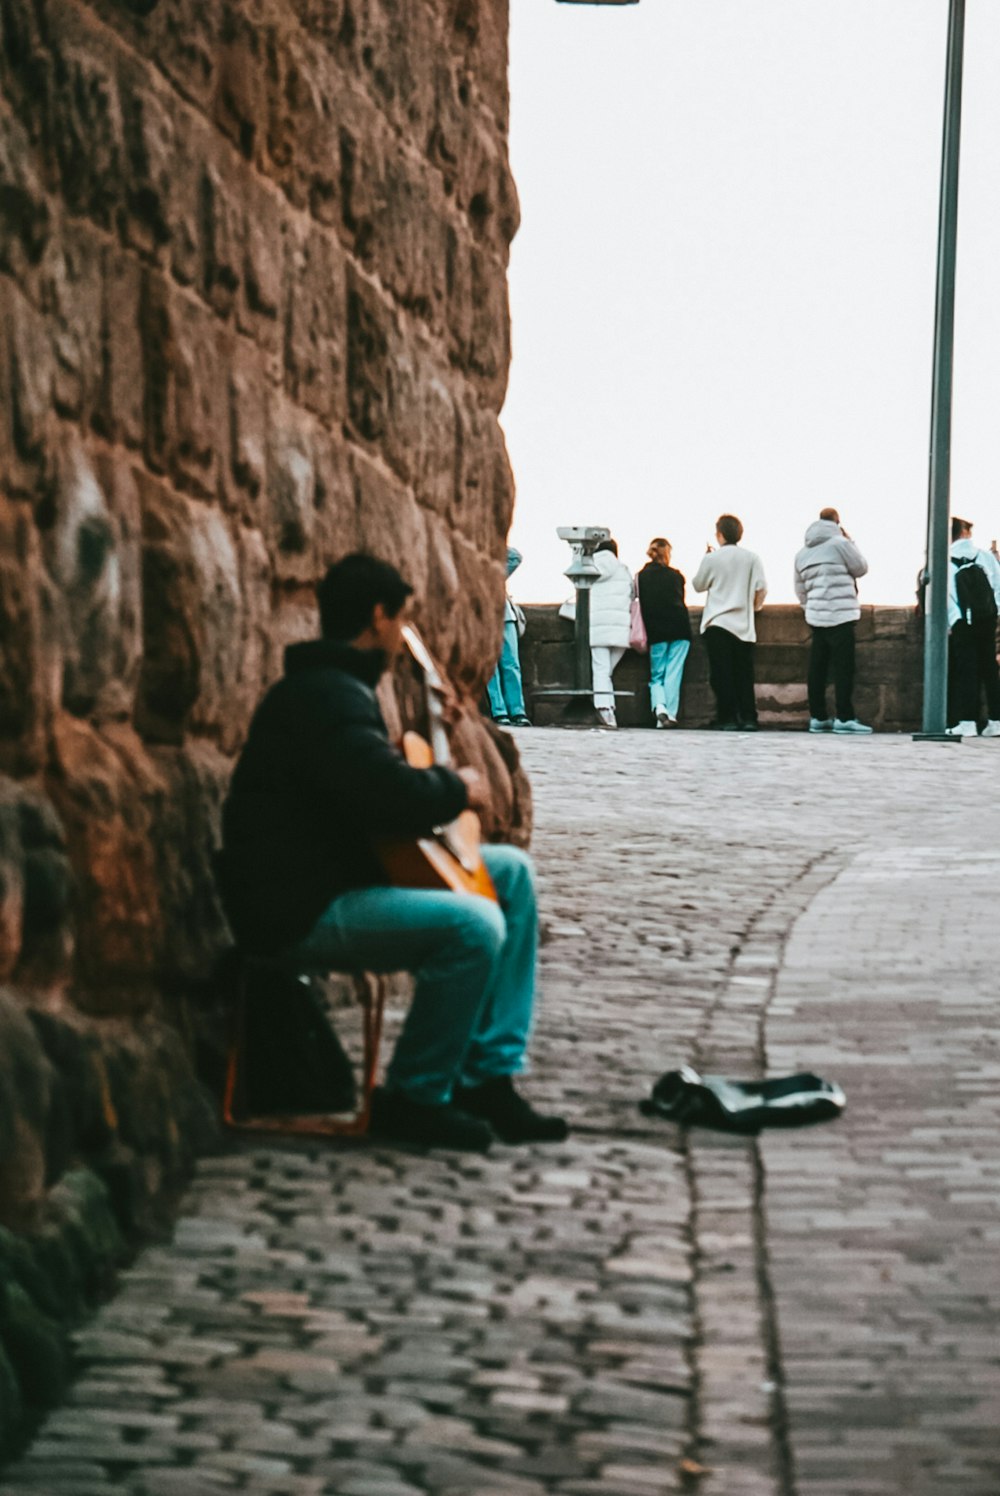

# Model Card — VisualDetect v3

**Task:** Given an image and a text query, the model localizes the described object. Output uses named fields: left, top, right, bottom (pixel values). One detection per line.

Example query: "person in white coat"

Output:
left=793, top=508, right=872, bottom=734
left=560, top=538, right=633, bottom=727
left=588, top=539, right=633, bottom=726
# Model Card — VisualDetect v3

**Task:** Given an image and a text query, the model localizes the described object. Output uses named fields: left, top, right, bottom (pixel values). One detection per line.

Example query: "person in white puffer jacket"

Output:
left=560, top=538, right=633, bottom=727
left=588, top=540, right=633, bottom=726
left=793, top=508, right=871, bottom=734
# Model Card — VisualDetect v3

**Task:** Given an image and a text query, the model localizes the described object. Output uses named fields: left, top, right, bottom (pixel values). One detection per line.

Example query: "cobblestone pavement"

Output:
left=6, top=731, right=1000, bottom=1496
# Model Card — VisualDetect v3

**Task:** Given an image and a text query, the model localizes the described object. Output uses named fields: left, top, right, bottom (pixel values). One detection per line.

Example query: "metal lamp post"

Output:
left=916, top=0, right=966, bottom=740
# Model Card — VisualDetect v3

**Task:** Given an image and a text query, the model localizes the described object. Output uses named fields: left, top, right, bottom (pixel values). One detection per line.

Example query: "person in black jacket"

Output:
left=636, top=538, right=692, bottom=727
left=217, top=554, right=567, bottom=1152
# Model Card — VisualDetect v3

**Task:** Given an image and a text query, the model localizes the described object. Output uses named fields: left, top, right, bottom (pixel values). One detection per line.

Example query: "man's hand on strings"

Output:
left=457, top=766, right=488, bottom=812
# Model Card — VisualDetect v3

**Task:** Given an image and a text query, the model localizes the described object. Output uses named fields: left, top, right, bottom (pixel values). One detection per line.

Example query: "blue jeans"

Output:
left=486, top=621, right=526, bottom=719
left=286, top=845, right=539, bottom=1105
left=649, top=639, right=690, bottom=718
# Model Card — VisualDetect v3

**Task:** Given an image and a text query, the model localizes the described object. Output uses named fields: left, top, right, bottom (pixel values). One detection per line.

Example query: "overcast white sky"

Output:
left=500, top=0, right=1000, bottom=605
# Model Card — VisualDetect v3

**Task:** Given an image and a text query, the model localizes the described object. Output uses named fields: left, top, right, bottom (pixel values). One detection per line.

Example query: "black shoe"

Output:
left=368, top=1087, right=493, bottom=1152
left=737, top=720, right=759, bottom=732
left=510, top=715, right=533, bottom=727
left=492, top=715, right=512, bottom=727
left=452, top=1076, right=569, bottom=1144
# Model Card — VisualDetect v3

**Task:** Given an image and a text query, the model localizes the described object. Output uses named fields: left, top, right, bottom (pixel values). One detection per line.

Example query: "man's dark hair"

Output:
left=819, top=506, right=840, bottom=524
left=595, top=537, right=619, bottom=556
left=716, top=513, right=743, bottom=545
left=316, top=554, right=413, bottom=640
left=951, top=516, right=972, bottom=541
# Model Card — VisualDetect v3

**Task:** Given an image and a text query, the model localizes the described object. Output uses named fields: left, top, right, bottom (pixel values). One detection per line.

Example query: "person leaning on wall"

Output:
left=691, top=514, right=767, bottom=731
left=636, top=537, right=692, bottom=728
left=486, top=546, right=531, bottom=728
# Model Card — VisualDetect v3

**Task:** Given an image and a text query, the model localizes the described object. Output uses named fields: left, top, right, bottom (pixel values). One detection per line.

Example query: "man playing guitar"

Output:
left=217, top=553, right=567, bottom=1152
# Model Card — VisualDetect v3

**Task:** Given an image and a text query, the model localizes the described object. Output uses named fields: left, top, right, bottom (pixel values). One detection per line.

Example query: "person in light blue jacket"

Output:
left=487, top=547, right=531, bottom=728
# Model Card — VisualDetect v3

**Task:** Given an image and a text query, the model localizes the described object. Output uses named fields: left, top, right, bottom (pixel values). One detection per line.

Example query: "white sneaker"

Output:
left=808, top=717, right=834, bottom=733
left=654, top=709, right=669, bottom=729
left=833, top=719, right=873, bottom=735
left=597, top=707, right=618, bottom=729
left=982, top=720, right=1000, bottom=737
left=945, top=720, right=978, bottom=737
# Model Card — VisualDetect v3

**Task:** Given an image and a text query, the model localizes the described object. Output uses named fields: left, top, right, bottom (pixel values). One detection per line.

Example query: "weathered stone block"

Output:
left=119, top=63, right=177, bottom=254
left=338, top=0, right=439, bottom=145
left=4, top=285, right=54, bottom=490
left=200, top=162, right=243, bottom=318
left=238, top=179, right=283, bottom=343
left=137, top=478, right=261, bottom=750
left=212, top=4, right=268, bottom=162
left=45, top=714, right=165, bottom=997
left=0, top=787, right=25, bottom=981
left=445, top=0, right=511, bottom=134
left=352, top=450, right=429, bottom=596
left=0, top=992, right=52, bottom=1229
left=263, top=24, right=342, bottom=221
left=39, top=439, right=142, bottom=720
left=97, top=247, right=145, bottom=448
left=148, top=740, right=231, bottom=984
left=47, top=6, right=125, bottom=231
left=346, top=264, right=391, bottom=444
left=0, top=107, right=50, bottom=282
left=283, top=223, right=346, bottom=423
left=453, top=395, right=515, bottom=551
left=227, top=344, right=270, bottom=507
left=0, top=504, right=58, bottom=775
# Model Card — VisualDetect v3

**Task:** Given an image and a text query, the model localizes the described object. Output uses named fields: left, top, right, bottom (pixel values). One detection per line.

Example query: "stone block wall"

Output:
left=0, top=0, right=520, bottom=1448
left=522, top=605, right=925, bottom=731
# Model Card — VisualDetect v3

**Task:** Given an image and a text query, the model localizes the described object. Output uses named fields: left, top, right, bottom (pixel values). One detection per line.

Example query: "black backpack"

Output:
left=952, top=555, right=998, bottom=626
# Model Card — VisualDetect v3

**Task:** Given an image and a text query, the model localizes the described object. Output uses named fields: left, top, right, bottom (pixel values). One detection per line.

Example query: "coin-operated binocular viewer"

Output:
left=531, top=525, right=624, bottom=726
left=557, top=526, right=609, bottom=697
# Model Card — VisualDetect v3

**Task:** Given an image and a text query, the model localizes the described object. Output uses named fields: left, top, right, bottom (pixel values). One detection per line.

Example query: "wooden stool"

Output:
left=222, top=969, right=387, bottom=1138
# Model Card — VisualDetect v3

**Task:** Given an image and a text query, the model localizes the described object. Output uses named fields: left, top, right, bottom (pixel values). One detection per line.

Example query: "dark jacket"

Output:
left=637, top=562, right=691, bottom=644
left=217, top=640, right=468, bottom=956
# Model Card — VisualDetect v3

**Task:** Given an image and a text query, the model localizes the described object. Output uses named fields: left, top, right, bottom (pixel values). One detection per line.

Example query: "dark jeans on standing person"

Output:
left=703, top=626, right=757, bottom=726
left=948, top=620, right=1000, bottom=725
left=808, top=621, right=857, bottom=722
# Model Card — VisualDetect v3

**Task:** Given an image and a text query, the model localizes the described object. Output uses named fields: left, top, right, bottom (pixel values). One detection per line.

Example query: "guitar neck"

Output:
left=402, top=626, right=453, bottom=766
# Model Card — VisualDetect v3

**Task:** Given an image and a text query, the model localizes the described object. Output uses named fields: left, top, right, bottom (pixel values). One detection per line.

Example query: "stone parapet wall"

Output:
left=0, top=0, right=521, bottom=1445
left=521, top=604, right=925, bottom=731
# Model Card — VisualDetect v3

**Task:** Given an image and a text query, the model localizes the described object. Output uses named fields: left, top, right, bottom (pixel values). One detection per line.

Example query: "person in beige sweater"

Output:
left=691, top=514, right=767, bottom=730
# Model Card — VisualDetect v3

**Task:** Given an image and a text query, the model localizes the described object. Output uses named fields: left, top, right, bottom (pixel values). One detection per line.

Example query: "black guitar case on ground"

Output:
left=640, top=1065, right=845, bottom=1134
left=235, top=969, right=357, bottom=1118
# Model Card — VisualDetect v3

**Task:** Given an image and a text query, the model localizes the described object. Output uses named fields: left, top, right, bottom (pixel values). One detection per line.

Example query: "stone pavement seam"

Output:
left=687, top=851, right=849, bottom=1496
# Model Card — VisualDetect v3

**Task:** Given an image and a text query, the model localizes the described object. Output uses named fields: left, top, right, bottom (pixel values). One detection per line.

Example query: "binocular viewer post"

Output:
left=557, top=527, right=610, bottom=695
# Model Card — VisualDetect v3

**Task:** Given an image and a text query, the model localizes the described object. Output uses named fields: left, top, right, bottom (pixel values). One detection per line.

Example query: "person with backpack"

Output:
left=793, top=507, right=872, bottom=734
left=946, top=517, right=1000, bottom=737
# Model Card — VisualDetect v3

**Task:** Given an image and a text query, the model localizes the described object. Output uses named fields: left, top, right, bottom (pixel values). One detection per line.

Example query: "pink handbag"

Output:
left=629, top=596, right=648, bottom=653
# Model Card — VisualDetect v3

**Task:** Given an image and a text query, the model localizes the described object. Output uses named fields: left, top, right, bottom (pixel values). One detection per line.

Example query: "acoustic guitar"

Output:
left=376, top=626, right=497, bottom=902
